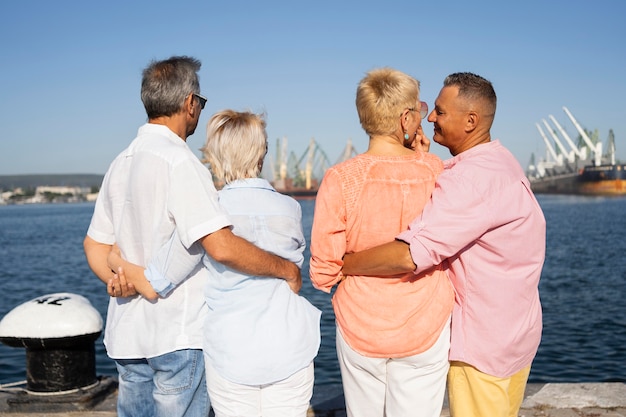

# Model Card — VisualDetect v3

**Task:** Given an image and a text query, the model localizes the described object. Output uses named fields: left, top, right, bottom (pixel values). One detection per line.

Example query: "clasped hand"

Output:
left=107, top=244, right=138, bottom=298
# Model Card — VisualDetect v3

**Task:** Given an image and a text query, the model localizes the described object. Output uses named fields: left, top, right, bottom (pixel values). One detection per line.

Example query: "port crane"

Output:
left=528, top=107, right=611, bottom=180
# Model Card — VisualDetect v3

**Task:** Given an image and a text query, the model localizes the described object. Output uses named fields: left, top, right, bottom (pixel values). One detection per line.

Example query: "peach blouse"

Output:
left=310, top=152, right=454, bottom=357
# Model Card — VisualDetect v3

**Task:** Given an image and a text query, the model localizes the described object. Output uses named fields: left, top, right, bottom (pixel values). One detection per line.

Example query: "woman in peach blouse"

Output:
left=309, top=67, right=454, bottom=417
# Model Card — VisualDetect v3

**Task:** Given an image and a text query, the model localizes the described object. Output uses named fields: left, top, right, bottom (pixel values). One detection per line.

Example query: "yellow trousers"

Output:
left=447, top=361, right=531, bottom=417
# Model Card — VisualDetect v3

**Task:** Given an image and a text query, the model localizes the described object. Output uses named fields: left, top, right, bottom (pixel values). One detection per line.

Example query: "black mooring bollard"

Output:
left=0, top=292, right=103, bottom=393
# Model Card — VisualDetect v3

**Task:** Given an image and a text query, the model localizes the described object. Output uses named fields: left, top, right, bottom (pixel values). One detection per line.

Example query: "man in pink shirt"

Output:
left=343, top=72, right=546, bottom=417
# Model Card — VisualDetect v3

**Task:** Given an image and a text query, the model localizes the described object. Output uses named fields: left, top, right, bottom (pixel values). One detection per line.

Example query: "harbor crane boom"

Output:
left=542, top=119, right=574, bottom=164
left=548, top=115, right=586, bottom=161
left=562, top=106, right=602, bottom=166
left=535, top=123, right=561, bottom=164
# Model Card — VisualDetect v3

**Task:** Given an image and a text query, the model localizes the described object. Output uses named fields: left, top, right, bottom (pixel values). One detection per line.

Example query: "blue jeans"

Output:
left=115, top=349, right=210, bottom=417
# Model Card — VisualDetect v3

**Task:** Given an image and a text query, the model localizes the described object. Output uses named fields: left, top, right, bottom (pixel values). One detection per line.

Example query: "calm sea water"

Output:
left=0, top=195, right=625, bottom=386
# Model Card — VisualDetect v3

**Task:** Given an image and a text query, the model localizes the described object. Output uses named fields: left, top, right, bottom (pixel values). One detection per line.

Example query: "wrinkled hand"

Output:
left=108, top=266, right=137, bottom=298
left=285, top=263, right=302, bottom=294
left=415, top=125, right=431, bottom=152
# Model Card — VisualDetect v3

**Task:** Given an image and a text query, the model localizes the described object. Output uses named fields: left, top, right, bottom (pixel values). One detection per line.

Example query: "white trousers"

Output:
left=336, top=318, right=451, bottom=417
left=205, top=361, right=314, bottom=417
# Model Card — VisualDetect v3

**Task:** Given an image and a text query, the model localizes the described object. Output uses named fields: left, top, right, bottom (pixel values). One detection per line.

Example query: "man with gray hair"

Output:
left=84, top=56, right=300, bottom=417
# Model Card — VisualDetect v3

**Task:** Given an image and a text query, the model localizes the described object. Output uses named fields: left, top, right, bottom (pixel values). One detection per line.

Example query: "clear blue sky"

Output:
left=1, top=0, right=624, bottom=176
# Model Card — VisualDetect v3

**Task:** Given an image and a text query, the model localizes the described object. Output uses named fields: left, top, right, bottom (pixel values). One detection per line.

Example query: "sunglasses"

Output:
left=408, top=101, right=429, bottom=119
left=193, top=93, right=207, bottom=109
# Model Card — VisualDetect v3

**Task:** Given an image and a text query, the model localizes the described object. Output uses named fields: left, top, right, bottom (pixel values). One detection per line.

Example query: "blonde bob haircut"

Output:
left=356, top=67, right=420, bottom=137
left=201, top=110, right=268, bottom=184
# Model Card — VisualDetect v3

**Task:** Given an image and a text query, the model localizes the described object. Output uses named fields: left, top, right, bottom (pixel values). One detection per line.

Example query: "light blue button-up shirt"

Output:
left=146, top=177, right=321, bottom=385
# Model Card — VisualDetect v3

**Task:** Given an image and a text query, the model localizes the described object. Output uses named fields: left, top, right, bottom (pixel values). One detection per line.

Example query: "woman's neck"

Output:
left=366, top=135, right=415, bottom=156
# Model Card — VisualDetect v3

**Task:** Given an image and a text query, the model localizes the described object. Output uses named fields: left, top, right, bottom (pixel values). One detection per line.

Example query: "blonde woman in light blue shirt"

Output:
left=111, top=110, right=321, bottom=417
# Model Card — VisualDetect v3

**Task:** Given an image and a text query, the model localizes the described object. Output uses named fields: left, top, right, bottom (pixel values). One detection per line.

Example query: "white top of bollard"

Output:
left=0, top=293, right=103, bottom=339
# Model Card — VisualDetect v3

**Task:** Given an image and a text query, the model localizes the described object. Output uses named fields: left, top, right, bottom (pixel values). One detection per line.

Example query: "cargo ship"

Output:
left=526, top=107, right=625, bottom=196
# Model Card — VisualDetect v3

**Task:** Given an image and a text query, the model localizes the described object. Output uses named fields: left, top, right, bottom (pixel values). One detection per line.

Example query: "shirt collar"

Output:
left=222, top=178, right=276, bottom=192
left=444, top=139, right=500, bottom=169
left=139, top=123, right=185, bottom=143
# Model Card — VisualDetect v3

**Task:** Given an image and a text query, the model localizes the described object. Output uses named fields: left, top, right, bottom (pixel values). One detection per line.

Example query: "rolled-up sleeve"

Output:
left=145, top=231, right=205, bottom=297
left=309, top=169, right=347, bottom=293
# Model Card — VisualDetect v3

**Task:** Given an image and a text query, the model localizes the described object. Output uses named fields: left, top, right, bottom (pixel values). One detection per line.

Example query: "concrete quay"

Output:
left=310, top=383, right=626, bottom=417
left=1, top=380, right=625, bottom=416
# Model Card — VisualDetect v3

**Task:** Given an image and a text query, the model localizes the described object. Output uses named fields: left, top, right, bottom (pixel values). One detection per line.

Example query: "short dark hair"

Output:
left=443, top=72, right=496, bottom=116
left=141, top=56, right=201, bottom=119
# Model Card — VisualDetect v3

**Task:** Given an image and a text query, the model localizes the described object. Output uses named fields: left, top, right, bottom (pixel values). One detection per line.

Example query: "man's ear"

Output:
left=465, top=111, right=478, bottom=132
left=184, top=93, right=196, bottom=116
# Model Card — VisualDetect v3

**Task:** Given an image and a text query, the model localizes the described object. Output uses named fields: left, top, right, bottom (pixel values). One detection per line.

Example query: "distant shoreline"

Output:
left=0, top=174, right=104, bottom=190
left=0, top=175, right=103, bottom=205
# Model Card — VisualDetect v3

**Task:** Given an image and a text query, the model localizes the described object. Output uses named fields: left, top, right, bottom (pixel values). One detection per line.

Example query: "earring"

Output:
left=404, top=133, right=410, bottom=140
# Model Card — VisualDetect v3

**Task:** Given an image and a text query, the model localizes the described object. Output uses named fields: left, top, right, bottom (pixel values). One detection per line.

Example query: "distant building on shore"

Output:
left=1, top=185, right=95, bottom=205
left=0, top=174, right=103, bottom=205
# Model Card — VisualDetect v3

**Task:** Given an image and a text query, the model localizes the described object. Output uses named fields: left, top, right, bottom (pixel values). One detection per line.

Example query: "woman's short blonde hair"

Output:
left=356, top=67, right=420, bottom=136
left=200, top=110, right=268, bottom=184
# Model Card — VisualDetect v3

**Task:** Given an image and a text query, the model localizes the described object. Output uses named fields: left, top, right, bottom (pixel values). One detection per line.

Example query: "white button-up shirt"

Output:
left=87, top=123, right=231, bottom=359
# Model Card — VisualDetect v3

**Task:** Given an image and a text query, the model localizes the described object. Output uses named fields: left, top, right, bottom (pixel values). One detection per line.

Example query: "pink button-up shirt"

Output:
left=397, top=140, right=546, bottom=377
